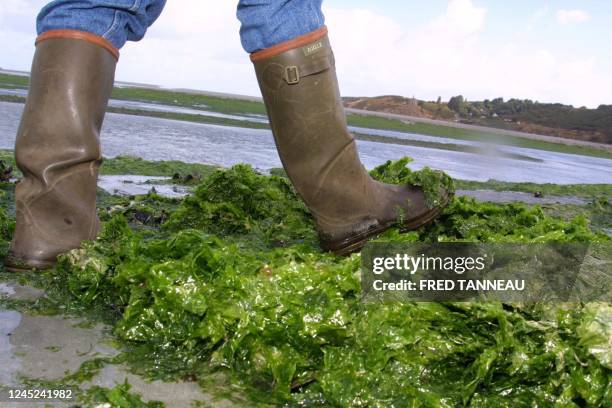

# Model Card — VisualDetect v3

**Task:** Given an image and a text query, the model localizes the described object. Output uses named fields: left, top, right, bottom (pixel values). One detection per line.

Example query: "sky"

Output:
left=0, top=0, right=610, bottom=108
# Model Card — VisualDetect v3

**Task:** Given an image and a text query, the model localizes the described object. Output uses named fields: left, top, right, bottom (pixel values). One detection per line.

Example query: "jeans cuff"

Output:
left=37, top=29, right=120, bottom=60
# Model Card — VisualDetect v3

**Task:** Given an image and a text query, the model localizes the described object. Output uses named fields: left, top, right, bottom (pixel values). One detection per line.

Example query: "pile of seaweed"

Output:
left=1, top=159, right=610, bottom=406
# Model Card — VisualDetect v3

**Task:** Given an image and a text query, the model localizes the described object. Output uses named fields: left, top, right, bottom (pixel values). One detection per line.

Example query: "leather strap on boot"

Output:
left=5, top=31, right=117, bottom=271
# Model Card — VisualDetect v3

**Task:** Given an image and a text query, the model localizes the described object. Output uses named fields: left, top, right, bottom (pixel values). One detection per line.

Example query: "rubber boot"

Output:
left=252, top=27, right=450, bottom=255
left=5, top=30, right=118, bottom=271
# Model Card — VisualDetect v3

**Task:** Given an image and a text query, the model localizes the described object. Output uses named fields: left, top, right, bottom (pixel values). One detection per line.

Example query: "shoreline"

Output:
left=1, top=95, right=611, bottom=160
left=345, top=108, right=612, bottom=154
left=2, top=69, right=610, bottom=155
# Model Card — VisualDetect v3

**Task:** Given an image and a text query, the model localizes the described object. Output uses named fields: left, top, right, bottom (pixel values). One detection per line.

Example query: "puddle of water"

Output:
left=0, top=280, right=239, bottom=407
left=1, top=101, right=611, bottom=184
left=0, top=310, right=22, bottom=387
left=98, top=175, right=190, bottom=198
left=0, top=283, right=16, bottom=297
left=8, top=314, right=118, bottom=382
left=456, top=190, right=589, bottom=205
left=0, top=88, right=26, bottom=97
left=85, top=365, right=233, bottom=408
left=0, top=283, right=45, bottom=302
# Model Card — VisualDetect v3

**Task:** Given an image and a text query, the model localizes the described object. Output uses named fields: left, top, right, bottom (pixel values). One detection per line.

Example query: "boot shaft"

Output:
left=7, top=33, right=117, bottom=271
left=17, top=36, right=116, bottom=178
left=252, top=28, right=376, bottom=222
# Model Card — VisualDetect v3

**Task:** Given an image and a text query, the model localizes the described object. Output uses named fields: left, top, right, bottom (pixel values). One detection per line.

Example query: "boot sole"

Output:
left=322, top=202, right=448, bottom=256
left=4, top=255, right=55, bottom=273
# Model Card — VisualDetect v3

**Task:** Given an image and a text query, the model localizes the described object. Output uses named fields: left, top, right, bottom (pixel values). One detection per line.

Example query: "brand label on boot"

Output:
left=303, top=41, right=323, bottom=56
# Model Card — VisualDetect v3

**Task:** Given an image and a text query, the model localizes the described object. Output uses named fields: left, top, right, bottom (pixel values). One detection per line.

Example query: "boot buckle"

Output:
left=285, top=66, right=300, bottom=84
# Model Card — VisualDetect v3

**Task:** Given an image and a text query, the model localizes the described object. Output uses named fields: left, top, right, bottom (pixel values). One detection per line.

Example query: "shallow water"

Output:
left=0, top=281, right=237, bottom=407
left=456, top=190, right=588, bottom=205
left=1, top=101, right=611, bottom=184
left=107, top=99, right=270, bottom=123
left=0, top=310, right=22, bottom=387
left=98, top=175, right=190, bottom=198
left=97, top=175, right=590, bottom=207
left=0, top=88, right=269, bottom=124
left=0, top=88, right=552, bottom=150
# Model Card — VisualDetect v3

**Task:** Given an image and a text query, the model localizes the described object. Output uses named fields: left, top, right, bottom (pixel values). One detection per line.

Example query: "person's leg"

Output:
left=237, top=0, right=325, bottom=53
left=6, top=1, right=166, bottom=271
left=238, top=1, right=450, bottom=255
left=37, top=0, right=166, bottom=51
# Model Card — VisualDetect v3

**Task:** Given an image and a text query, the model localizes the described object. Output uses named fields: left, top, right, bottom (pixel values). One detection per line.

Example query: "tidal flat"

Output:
left=0, top=158, right=610, bottom=406
left=0, top=72, right=610, bottom=406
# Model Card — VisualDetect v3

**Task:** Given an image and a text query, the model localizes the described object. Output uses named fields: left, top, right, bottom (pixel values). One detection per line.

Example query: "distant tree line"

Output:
left=444, top=95, right=612, bottom=142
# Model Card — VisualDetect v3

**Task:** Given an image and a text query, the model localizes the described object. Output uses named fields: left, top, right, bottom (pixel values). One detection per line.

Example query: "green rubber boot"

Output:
left=252, top=27, right=450, bottom=255
left=5, top=31, right=117, bottom=271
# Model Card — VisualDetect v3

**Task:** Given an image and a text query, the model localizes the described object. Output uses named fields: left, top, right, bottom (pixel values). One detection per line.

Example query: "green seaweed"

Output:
left=163, top=164, right=317, bottom=248
left=81, top=380, right=164, bottom=408
left=370, top=157, right=455, bottom=208
left=0, top=159, right=610, bottom=406
left=99, top=155, right=218, bottom=177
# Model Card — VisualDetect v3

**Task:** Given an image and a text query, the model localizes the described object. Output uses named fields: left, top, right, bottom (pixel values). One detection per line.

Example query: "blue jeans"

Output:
left=37, top=0, right=325, bottom=53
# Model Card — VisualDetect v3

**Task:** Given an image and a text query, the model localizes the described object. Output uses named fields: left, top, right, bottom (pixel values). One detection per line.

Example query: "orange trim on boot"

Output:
left=250, top=26, right=328, bottom=62
left=36, top=29, right=119, bottom=60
